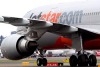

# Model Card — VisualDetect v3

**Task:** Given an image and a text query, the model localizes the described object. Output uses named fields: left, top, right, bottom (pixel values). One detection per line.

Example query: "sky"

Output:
left=0, top=0, right=86, bottom=36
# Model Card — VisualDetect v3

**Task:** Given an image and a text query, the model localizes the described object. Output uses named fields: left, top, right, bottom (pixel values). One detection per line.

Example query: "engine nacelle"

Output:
left=1, top=34, right=38, bottom=60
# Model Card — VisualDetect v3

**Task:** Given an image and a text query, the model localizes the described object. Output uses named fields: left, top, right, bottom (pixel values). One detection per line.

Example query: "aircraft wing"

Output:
left=0, top=16, right=99, bottom=35
left=0, top=16, right=53, bottom=27
left=0, top=16, right=27, bottom=26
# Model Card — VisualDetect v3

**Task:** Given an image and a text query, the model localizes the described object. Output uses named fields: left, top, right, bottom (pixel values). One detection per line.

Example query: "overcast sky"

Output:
left=0, top=0, right=86, bottom=36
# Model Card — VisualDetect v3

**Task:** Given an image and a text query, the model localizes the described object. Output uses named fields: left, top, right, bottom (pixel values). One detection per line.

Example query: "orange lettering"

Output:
left=46, top=11, right=51, bottom=21
left=55, top=13, right=61, bottom=23
left=40, top=14, right=46, bottom=20
left=40, top=12, right=62, bottom=23
left=50, top=13, right=56, bottom=23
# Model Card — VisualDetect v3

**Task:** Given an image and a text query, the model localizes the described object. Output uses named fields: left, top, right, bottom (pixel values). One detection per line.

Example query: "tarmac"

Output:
left=0, top=57, right=72, bottom=66
left=0, top=57, right=100, bottom=67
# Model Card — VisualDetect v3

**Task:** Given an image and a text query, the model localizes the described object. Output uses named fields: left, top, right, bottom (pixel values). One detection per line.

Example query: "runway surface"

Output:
left=0, top=57, right=100, bottom=67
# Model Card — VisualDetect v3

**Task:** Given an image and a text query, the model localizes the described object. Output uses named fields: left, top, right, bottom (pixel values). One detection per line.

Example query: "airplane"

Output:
left=0, top=0, right=100, bottom=66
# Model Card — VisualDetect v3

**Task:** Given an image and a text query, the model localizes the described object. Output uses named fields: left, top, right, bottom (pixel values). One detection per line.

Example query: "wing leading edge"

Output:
left=0, top=16, right=53, bottom=27
left=0, top=16, right=99, bottom=35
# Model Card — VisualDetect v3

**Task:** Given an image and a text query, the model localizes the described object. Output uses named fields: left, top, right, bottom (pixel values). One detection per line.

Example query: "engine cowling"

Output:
left=1, top=34, right=38, bottom=60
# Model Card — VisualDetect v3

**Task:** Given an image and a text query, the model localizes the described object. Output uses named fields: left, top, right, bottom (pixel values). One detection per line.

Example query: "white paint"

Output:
left=0, top=0, right=86, bottom=36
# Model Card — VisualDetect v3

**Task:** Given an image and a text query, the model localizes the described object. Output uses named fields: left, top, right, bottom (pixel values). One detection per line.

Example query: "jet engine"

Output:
left=1, top=34, right=38, bottom=60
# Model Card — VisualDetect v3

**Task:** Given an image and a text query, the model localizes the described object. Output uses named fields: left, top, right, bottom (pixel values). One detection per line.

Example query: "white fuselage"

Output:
left=23, top=0, right=100, bottom=34
left=17, top=0, right=100, bottom=50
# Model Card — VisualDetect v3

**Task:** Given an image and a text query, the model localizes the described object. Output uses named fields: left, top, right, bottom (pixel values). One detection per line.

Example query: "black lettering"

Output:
left=30, top=13, right=34, bottom=19
left=74, top=11, right=80, bottom=24
left=67, top=11, right=73, bottom=25
left=37, top=12, right=42, bottom=19
left=59, top=12, right=67, bottom=24
left=79, top=10, right=83, bottom=23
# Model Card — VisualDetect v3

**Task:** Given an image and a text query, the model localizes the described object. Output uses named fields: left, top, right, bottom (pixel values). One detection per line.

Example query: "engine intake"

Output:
left=1, top=34, right=38, bottom=60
